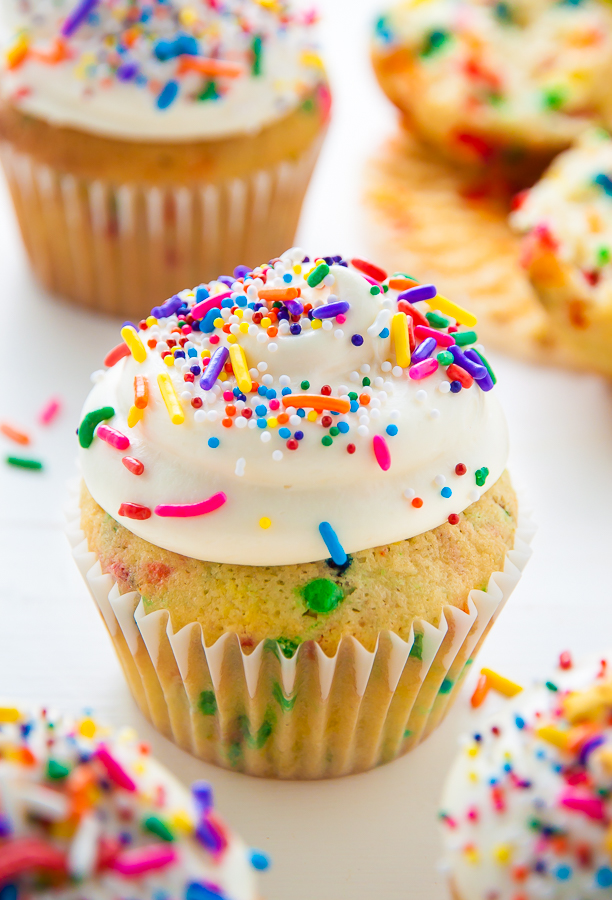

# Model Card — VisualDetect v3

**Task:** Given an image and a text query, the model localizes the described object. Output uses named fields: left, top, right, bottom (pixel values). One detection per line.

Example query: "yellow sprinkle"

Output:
left=227, top=334, right=238, bottom=344
left=0, top=708, right=20, bottom=724
left=493, top=844, right=512, bottom=865
left=267, top=417, right=278, bottom=428
left=121, top=326, right=147, bottom=363
left=78, top=718, right=96, bottom=739
left=239, top=322, right=249, bottom=334
left=6, top=35, right=29, bottom=69
left=157, top=373, right=184, bottom=425
left=259, top=517, right=272, bottom=529
left=293, top=264, right=302, bottom=274
left=133, top=761, right=146, bottom=775
left=311, top=318, right=322, bottom=330
left=563, top=681, right=612, bottom=724
left=179, top=8, right=197, bottom=25
left=391, top=312, right=411, bottom=368
left=468, top=771, right=478, bottom=783
left=480, top=669, right=523, bottom=698
left=535, top=725, right=569, bottom=750
left=467, top=744, right=479, bottom=758
left=301, top=50, right=324, bottom=69
left=261, top=317, right=271, bottom=328
left=463, top=845, right=480, bottom=864
left=229, top=343, right=252, bottom=394
left=127, top=405, right=144, bottom=428
left=236, top=309, right=244, bottom=319
left=146, top=316, right=157, bottom=327
left=163, top=354, right=175, bottom=366
left=201, top=349, right=211, bottom=358
left=307, top=410, right=318, bottom=422
left=219, top=372, right=228, bottom=382
left=213, top=318, right=224, bottom=328
left=433, top=295, right=478, bottom=327
left=171, top=810, right=194, bottom=833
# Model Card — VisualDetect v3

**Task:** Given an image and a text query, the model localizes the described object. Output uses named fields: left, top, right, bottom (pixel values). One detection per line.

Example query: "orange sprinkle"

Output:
left=222, top=418, right=233, bottom=428
left=122, top=28, right=140, bottom=48
left=267, top=326, right=278, bottom=337
left=177, top=56, right=243, bottom=78
left=225, top=405, right=237, bottom=416
left=359, top=393, right=371, bottom=406
left=0, top=423, right=30, bottom=445
left=470, top=674, right=491, bottom=709
left=389, top=277, right=419, bottom=291
left=283, top=394, right=351, bottom=414
left=134, top=375, right=149, bottom=410
left=566, top=722, right=603, bottom=753
left=258, top=287, right=301, bottom=302
left=250, top=381, right=259, bottom=393
left=6, top=39, right=29, bottom=70
left=277, top=413, right=289, bottom=424
left=411, top=497, right=423, bottom=509
left=31, top=38, right=69, bottom=65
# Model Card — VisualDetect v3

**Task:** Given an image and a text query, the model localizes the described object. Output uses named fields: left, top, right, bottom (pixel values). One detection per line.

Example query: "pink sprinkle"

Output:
left=155, top=492, right=227, bottom=518
left=409, top=358, right=439, bottom=381
left=97, top=424, right=130, bottom=451
left=95, top=745, right=136, bottom=792
left=561, top=792, right=605, bottom=820
left=372, top=434, right=391, bottom=471
left=360, top=274, right=380, bottom=286
left=191, top=291, right=233, bottom=320
left=336, top=314, right=347, bottom=324
left=112, top=845, right=177, bottom=876
left=414, top=325, right=455, bottom=347
left=467, top=807, right=479, bottom=822
left=39, top=397, right=61, bottom=426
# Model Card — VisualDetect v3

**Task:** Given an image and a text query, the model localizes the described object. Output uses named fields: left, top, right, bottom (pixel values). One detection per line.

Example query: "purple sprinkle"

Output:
left=116, top=62, right=139, bottom=81
left=312, top=301, right=350, bottom=320
left=0, top=815, right=12, bottom=838
left=463, top=349, right=493, bottom=390
left=285, top=299, right=304, bottom=316
left=122, top=320, right=138, bottom=330
left=217, top=276, right=234, bottom=288
left=196, top=817, right=225, bottom=854
left=290, top=323, right=302, bottom=335
left=200, top=346, right=229, bottom=391
left=579, top=735, right=606, bottom=766
left=450, top=380, right=462, bottom=393
left=398, top=284, right=437, bottom=304
left=151, top=294, right=183, bottom=319
left=192, top=781, right=214, bottom=812
left=411, top=336, right=436, bottom=363
left=61, top=0, right=99, bottom=36
left=351, top=334, right=364, bottom=346
left=449, top=346, right=487, bottom=380
left=234, top=265, right=251, bottom=279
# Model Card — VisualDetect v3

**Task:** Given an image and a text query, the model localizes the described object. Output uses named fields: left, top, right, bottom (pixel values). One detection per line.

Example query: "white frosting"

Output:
left=374, top=0, right=612, bottom=148
left=0, top=704, right=259, bottom=899
left=440, top=655, right=612, bottom=899
left=78, top=250, right=509, bottom=566
left=510, top=127, right=612, bottom=306
left=0, top=0, right=324, bottom=140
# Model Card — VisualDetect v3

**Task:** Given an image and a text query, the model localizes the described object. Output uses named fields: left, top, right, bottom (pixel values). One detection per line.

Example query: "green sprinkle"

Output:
left=198, top=80, right=218, bottom=101
left=7, top=456, right=43, bottom=470
left=436, top=350, right=454, bottom=366
left=454, top=330, right=478, bottom=347
left=321, top=435, right=333, bottom=446
left=197, top=690, right=217, bottom=716
left=239, top=715, right=274, bottom=751
left=403, top=728, right=413, bottom=738
left=46, top=759, right=70, bottom=780
left=409, top=632, right=424, bottom=660
left=276, top=636, right=301, bottom=659
left=439, top=678, right=453, bottom=695
left=302, top=578, right=344, bottom=613
left=543, top=86, right=566, bottom=111
left=272, top=682, right=297, bottom=713
left=251, top=35, right=263, bottom=76
left=348, top=391, right=358, bottom=401
left=545, top=681, right=559, bottom=693
left=78, top=406, right=115, bottom=449
left=300, top=380, right=310, bottom=390
left=301, top=96, right=315, bottom=113
left=307, top=263, right=329, bottom=288
left=143, top=816, right=175, bottom=842
left=494, top=2, right=513, bottom=22
left=362, top=376, right=371, bottom=386
left=382, top=284, right=389, bottom=293
left=420, top=29, right=450, bottom=58
left=475, top=467, right=489, bottom=488
left=471, top=349, right=497, bottom=384
left=597, top=246, right=610, bottom=266
left=426, top=312, right=450, bottom=329
left=329, top=426, right=340, bottom=437
left=370, top=285, right=381, bottom=295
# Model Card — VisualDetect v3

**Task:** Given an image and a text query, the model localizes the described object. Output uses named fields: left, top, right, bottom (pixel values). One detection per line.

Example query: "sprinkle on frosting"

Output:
left=0, top=704, right=265, bottom=899
left=78, top=248, right=509, bottom=565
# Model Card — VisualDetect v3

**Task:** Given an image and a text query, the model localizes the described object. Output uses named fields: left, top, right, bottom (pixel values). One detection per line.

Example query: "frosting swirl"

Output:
left=78, top=249, right=509, bottom=566
left=0, top=0, right=325, bottom=140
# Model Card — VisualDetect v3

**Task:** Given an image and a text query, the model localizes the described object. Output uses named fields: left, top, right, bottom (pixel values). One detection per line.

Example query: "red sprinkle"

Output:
left=448, top=514, right=460, bottom=525
left=559, top=651, right=572, bottom=670
left=118, top=502, right=151, bottom=520
left=347, top=443, right=356, bottom=454
left=455, top=463, right=467, bottom=476
left=104, top=343, right=131, bottom=368
left=122, top=457, right=144, bottom=476
left=447, top=364, right=474, bottom=389
left=351, top=258, right=387, bottom=283
left=412, top=497, right=423, bottom=508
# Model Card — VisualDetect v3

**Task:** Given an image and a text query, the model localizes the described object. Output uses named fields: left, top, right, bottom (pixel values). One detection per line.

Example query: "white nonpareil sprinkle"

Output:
left=272, top=450, right=283, bottom=461
left=261, top=432, right=271, bottom=442
left=235, top=458, right=246, bottom=477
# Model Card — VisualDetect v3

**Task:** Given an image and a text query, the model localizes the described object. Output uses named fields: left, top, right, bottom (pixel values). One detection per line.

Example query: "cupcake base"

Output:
left=67, top=486, right=533, bottom=780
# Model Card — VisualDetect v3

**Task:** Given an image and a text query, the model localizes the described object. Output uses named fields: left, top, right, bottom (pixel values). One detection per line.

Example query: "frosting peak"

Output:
left=78, top=250, right=509, bottom=566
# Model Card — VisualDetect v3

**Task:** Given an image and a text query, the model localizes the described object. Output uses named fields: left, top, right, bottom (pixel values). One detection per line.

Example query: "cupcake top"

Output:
left=510, top=127, right=612, bottom=305
left=440, top=653, right=612, bottom=899
left=0, top=704, right=265, bottom=898
left=78, top=249, right=508, bottom=566
left=0, top=0, right=325, bottom=141
left=373, top=0, right=612, bottom=153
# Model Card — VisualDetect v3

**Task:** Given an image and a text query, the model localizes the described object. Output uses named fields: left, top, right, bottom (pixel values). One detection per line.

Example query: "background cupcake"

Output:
left=0, top=0, right=330, bottom=317
left=0, top=702, right=268, bottom=898
left=440, top=652, right=612, bottom=899
left=371, top=0, right=612, bottom=185
left=68, top=248, right=531, bottom=779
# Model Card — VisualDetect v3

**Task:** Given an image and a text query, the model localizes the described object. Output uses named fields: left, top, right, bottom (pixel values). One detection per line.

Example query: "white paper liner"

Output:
left=0, top=132, right=324, bottom=318
left=66, top=480, right=534, bottom=780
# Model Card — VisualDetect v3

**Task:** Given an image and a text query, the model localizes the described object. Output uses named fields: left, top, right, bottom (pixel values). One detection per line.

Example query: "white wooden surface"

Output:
left=1, top=3, right=612, bottom=898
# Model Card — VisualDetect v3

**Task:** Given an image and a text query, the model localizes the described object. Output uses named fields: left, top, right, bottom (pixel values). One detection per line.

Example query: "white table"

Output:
left=2, top=3, right=612, bottom=898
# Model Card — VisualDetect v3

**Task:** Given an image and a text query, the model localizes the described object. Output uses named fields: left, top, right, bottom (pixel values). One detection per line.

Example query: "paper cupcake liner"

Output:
left=0, top=132, right=324, bottom=319
left=66, top=486, right=533, bottom=780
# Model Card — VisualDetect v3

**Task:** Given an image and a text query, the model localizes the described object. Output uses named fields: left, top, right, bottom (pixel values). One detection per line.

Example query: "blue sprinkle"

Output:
left=515, top=715, right=525, bottom=729
left=319, top=522, right=347, bottom=566
left=281, top=387, right=292, bottom=396
left=188, top=348, right=198, bottom=358
left=338, top=421, right=349, bottom=434
left=256, top=405, right=267, bottom=417
left=441, top=486, right=452, bottom=498
left=221, top=297, right=234, bottom=309
left=257, top=419, right=267, bottom=429
left=258, top=386, right=268, bottom=396
left=175, top=33, right=199, bottom=56
left=200, top=308, right=219, bottom=334
left=378, top=328, right=390, bottom=339
left=157, top=80, right=179, bottom=110
left=596, top=867, right=612, bottom=888
left=235, top=295, right=247, bottom=308
left=208, top=437, right=219, bottom=449
left=555, top=865, right=572, bottom=882
left=294, top=431, right=304, bottom=440
left=450, top=381, right=462, bottom=393
left=190, top=366, right=201, bottom=376
left=195, top=286, right=209, bottom=303
left=594, top=173, right=612, bottom=196
left=290, top=324, right=302, bottom=335
left=279, top=428, right=291, bottom=439
left=186, top=883, right=224, bottom=900
left=283, top=273, right=293, bottom=283
left=351, top=334, right=364, bottom=346
left=297, top=408, right=306, bottom=418
left=386, top=424, right=398, bottom=436
left=266, top=389, right=277, bottom=399
left=250, top=850, right=271, bottom=872
left=350, top=400, right=359, bottom=413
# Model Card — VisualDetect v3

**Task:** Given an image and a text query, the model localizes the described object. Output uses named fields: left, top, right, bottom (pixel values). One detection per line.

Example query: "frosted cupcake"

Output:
left=510, top=127, right=612, bottom=378
left=440, top=652, right=612, bottom=899
left=0, top=703, right=268, bottom=898
left=372, top=0, right=612, bottom=183
left=68, top=249, right=531, bottom=779
left=0, top=1, right=329, bottom=317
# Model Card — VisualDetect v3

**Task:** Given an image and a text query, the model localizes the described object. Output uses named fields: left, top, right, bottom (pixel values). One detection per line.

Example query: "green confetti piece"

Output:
left=436, top=350, right=454, bottom=366
left=251, top=35, right=263, bottom=76
left=47, top=759, right=70, bottom=780
left=307, top=263, right=329, bottom=288
left=475, top=466, right=490, bottom=488
left=453, top=330, right=478, bottom=347
left=439, top=678, right=453, bottom=695
left=197, top=690, right=217, bottom=716
left=78, top=406, right=115, bottom=449
left=409, top=632, right=424, bottom=660
left=143, top=816, right=175, bottom=842
left=6, top=456, right=43, bottom=471
left=302, top=578, right=344, bottom=614
left=471, top=349, right=497, bottom=384
left=276, top=636, right=301, bottom=659
left=272, top=682, right=297, bottom=713
left=420, top=29, right=450, bottom=57
left=425, top=312, right=450, bottom=329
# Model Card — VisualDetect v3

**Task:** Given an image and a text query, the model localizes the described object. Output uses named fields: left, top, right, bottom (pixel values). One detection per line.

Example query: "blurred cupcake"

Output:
left=68, top=249, right=531, bottom=779
left=0, top=703, right=268, bottom=898
left=372, top=0, right=612, bottom=185
left=0, top=1, right=330, bottom=317
left=510, top=127, right=612, bottom=378
left=440, top=652, right=612, bottom=899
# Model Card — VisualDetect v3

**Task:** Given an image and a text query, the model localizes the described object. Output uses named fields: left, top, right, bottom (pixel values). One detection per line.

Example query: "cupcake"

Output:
left=510, top=127, right=612, bottom=378
left=0, top=1, right=330, bottom=317
left=440, top=652, right=612, bottom=899
left=67, top=249, right=531, bottom=779
left=371, top=0, right=612, bottom=184
left=0, top=703, right=268, bottom=898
